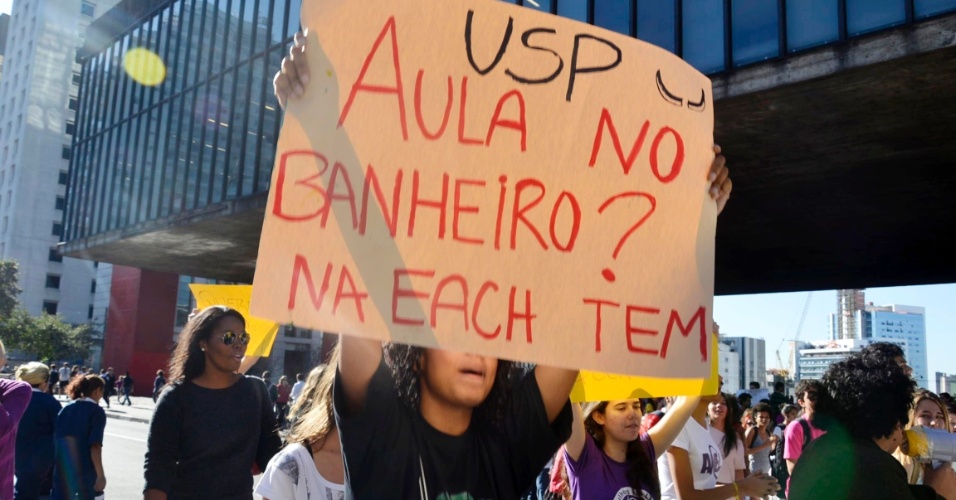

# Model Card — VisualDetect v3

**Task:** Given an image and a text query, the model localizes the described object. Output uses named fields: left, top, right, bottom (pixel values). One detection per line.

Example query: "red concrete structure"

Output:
left=100, top=266, right=178, bottom=397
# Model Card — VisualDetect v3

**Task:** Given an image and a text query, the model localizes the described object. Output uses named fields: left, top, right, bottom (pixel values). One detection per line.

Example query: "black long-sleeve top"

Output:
left=144, top=376, right=281, bottom=499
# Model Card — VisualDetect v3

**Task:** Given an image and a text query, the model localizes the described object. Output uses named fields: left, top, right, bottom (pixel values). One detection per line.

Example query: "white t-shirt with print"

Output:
left=255, top=443, right=345, bottom=500
left=658, top=418, right=721, bottom=500
left=709, top=426, right=745, bottom=484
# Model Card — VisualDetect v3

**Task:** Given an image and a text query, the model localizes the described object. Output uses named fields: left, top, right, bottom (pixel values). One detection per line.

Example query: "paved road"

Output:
left=101, top=417, right=264, bottom=499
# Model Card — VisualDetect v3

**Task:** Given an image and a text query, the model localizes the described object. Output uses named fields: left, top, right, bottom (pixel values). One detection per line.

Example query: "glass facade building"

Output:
left=65, top=0, right=301, bottom=242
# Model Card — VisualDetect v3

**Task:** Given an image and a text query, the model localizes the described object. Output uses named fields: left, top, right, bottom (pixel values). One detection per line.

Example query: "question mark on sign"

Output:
left=597, top=191, right=657, bottom=283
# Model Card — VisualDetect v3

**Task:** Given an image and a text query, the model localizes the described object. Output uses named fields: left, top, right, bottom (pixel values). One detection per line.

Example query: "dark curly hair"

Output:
left=860, top=341, right=904, bottom=361
left=813, top=351, right=915, bottom=440
left=168, top=306, right=246, bottom=383
left=584, top=402, right=660, bottom=499
left=383, top=343, right=520, bottom=429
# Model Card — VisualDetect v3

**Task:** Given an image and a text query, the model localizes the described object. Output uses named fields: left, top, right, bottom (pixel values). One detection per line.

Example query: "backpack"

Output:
left=772, top=419, right=815, bottom=478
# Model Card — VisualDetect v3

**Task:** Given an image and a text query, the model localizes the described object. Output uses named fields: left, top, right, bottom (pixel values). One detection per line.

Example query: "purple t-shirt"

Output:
left=0, top=379, right=33, bottom=499
left=565, top=433, right=657, bottom=500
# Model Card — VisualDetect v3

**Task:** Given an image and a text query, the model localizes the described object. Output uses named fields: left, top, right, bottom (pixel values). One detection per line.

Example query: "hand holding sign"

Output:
left=254, top=0, right=721, bottom=379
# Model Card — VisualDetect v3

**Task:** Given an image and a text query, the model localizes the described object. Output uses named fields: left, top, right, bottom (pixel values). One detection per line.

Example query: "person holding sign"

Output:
left=562, top=396, right=699, bottom=499
left=274, top=28, right=735, bottom=499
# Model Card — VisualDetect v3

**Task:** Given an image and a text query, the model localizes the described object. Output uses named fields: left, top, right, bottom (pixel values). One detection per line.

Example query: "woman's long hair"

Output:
left=717, top=393, right=743, bottom=457
left=286, top=341, right=340, bottom=449
left=584, top=402, right=660, bottom=499
left=383, top=343, right=520, bottom=429
left=168, top=306, right=246, bottom=383
left=66, top=375, right=105, bottom=400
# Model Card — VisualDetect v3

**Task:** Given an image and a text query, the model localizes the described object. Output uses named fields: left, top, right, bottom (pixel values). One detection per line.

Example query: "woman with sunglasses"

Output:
left=144, top=306, right=282, bottom=500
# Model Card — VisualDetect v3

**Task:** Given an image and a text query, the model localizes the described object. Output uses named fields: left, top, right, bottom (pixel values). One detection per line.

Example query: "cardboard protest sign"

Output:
left=251, top=0, right=717, bottom=377
left=571, top=332, right=720, bottom=402
left=190, top=284, right=281, bottom=357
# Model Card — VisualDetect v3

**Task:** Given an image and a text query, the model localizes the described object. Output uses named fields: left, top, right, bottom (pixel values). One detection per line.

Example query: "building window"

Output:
left=90, top=280, right=96, bottom=293
left=55, top=196, right=66, bottom=210
left=48, top=248, right=62, bottom=262
left=42, top=301, right=58, bottom=315
left=58, top=171, right=68, bottom=185
left=65, top=121, right=75, bottom=135
left=72, top=73, right=82, bottom=85
left=61, top=146, right=71, bottom=160
left=68, top=97, right=78, bottom=111
left=52, top=222, right=62, bottom=236
left=88, top=305, right=94, bottom=319
left=81, top=2, right=95, bottom=17
left=45, top=275, right=61, bottom=289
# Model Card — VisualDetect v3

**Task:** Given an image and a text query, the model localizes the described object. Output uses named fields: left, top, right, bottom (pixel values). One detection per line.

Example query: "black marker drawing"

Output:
left=655, top=70, right=706, bottom=112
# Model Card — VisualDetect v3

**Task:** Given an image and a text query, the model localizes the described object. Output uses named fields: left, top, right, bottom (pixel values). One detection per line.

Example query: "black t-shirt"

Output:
left=789, top=424, right=941, bottom=500
left=333, top=357, right=572, bottom=500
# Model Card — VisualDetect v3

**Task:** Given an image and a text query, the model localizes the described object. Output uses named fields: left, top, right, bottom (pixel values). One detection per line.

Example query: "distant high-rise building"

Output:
left=0, top=0, right=120, bottom=325
left=936, top=372, right=956, bottom=396
left=718, top=341, right=741, bottom=393
left=796, top=338, right=877, bottom=381
left=867, top=304, right=928, bottom=389
left=720, top=336, right=766, bottom=392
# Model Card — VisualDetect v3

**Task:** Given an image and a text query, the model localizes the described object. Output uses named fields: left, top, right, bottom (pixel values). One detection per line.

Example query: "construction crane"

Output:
left=775, top=291, right=812, bottom=377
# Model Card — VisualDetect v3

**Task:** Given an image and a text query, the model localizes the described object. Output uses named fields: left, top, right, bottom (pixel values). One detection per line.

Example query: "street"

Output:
left=101, top=417, right=264, bottom=499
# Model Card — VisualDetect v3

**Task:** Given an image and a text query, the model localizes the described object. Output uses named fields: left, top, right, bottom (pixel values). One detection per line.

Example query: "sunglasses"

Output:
left=218, top=330, right=251, bottom=346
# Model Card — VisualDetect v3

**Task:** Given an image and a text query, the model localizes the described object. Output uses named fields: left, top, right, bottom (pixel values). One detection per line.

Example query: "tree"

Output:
left=1, top=310, right=93, bottom=363
left=0, top=260, right=21, bottom=319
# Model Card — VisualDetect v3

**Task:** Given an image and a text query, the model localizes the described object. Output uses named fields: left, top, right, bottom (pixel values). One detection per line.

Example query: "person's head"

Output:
left=279, top=375, right=289, bottom=386
left=741, top=408, right=754, bottom=427
left=262, top=370, right=271, bottom=381
left=814, top=351, right=915, bottom=452
left=794, top=379, right=824, bottom=414
left=156, top=369, right=164, bottom=377
left=67, top=374, right=105, bottom=402
left=710, top=393, right=742, bottom=455
left=861, top=342, right=912, bottom=377
left=107, top=367, right=113, bottom=374
left=752, top=402, right=772, bottom=430
left=168, top=305, right=248, bottom=382
left=909, top=390, right=952, bottom=432
left=781, top=404, right=800, bottom=424
left=296, top=373, right=304, bottom=382
left=16, top=362, right=50, bottom=389
left=738, top=393, right=752, bottom=409
left=583, top=399, right=659, bottom=498
left=384, top=343, right=518, bottom=428
left=750, top=382, right=760, bottom=390
left=774, top=381, right=785, bottom=393
left=287, top=343, right=340, bottom=447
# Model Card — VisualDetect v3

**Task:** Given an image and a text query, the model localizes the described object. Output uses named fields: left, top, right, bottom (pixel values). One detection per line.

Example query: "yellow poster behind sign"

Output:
left=570, top=332, right=720, bottom=402
left=190, top=284, right=280, bottom=357
left=250, top=0, right=717, bottom=378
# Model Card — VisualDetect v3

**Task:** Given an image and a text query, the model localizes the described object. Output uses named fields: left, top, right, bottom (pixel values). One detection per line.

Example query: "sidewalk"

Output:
left=52, top=394, right=157, bottom=424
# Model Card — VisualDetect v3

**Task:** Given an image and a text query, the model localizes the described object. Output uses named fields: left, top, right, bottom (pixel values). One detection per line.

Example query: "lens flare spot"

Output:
left=123, top=48, right=166, bottom=87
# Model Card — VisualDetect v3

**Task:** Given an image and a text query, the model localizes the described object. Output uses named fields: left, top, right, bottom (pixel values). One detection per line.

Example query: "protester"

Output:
left=290, top=373, right=305, bottom=404
left=51, top=374, right=107, bottom=500
left=641, top=397, right=675, bottom=434
left=708, top=392, right=747, bottom=487
left=57, top=364, right=71, bottom=397
left=894, top=390, right=953, bottom=484
left=14, top=362, right=62, bottom=498
left=770, top=381, right=788, bottom=423
left=276, top=376, right=292, bottom=427
left=788, top=351, right=956, bottom=499
left=48, top=363, right=60, bottom=395
left=274, top=31, right=734, bottom=498
left=101, top=367, right=116, bottom=409
left=153, top=370, right=166, bottom=403
left=772, top=403, right=800, bottom=498
left=657, top=393, right=778, bottom=499
left=562, top=395, right=699, bottom=499
left=144, top=305, right=281, bottom=500
left=784, top=378, right=826, bottom=493
left=120, top=371, right=134, bottom=405
left=745, top=402, right=778, bottom=475
left=256, top=344, right=344, bottom=500
left=0, top=341, right=33, bottom=500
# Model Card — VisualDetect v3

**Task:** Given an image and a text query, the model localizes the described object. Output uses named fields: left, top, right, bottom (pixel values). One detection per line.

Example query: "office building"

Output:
left=718, top=341, right=740, bottom=393
left=720, top=336, right=766, bottom=392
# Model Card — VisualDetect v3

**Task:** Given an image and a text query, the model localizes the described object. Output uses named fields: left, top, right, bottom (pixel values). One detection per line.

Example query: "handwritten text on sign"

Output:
left=251, top=0, right=717, bottom=377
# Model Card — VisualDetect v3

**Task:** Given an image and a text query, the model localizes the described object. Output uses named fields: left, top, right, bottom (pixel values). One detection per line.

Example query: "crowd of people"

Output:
left=0, top=31, right=954, bottom=500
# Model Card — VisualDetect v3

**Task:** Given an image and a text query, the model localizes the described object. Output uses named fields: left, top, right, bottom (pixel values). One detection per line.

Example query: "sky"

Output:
left=714, top=284, right=956, bottom=388
left=0, top=0, right=10, bottom=16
